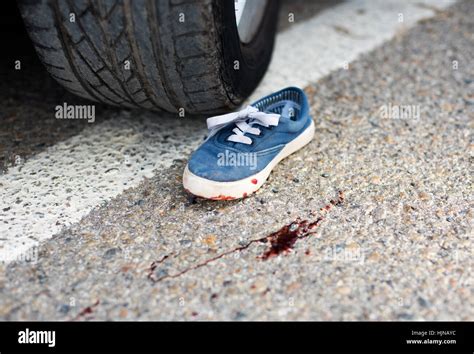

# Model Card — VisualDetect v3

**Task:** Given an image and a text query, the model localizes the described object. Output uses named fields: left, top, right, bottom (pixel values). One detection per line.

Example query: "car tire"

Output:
left=18, top=0, right=279, bottom=114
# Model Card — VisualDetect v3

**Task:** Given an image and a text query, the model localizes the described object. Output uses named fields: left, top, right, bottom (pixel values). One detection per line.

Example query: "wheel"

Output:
left=18, top=0, right=280, bottom=114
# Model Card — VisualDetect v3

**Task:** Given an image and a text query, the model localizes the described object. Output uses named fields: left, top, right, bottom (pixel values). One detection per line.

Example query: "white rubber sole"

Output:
left=183, top=120, right=315, bottom=200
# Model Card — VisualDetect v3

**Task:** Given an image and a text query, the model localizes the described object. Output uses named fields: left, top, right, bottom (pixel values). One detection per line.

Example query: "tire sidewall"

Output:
left=214, top=0, right=279, bottom=104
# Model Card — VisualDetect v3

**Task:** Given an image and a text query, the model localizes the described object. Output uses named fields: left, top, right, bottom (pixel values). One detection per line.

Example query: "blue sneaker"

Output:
left=183, top=87, right=315, bottom=200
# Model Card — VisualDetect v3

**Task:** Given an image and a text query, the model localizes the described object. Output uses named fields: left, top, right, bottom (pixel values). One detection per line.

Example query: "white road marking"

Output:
left=0, top=0, right=456, bottom=263
left=250, top=0, right=456, bottom=100
left=0, top=114, right=206, bottom=263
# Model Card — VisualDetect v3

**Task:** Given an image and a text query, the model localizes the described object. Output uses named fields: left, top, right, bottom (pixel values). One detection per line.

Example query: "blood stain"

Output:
left=260, top=191, right=344, bottom=260
left=147, top=192, right=345, bottom=282
left=260, top=217, right=323, bottom=260
left=72, top=300, right=100, bottom=321
left=211, top=195, right=236, bottom=201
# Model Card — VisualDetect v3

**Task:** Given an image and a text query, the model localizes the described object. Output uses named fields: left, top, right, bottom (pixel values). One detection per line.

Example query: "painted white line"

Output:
left=0, top=114, right=206, bottom=263
left=0, top=0, right=455, bottom=263
left=250, top=0, right=456, bottom=100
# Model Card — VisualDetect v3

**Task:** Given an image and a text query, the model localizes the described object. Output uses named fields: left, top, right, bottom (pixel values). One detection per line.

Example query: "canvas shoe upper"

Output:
left=183, top=87, right=315, bottom=200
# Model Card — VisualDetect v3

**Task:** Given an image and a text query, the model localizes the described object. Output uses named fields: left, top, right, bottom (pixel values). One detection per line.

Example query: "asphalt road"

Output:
left=0, top=0, right=472, bottom=320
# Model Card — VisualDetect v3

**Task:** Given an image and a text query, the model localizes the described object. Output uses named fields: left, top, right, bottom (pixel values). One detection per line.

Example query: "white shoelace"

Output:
left=206, top=106, right=280, bottom=145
